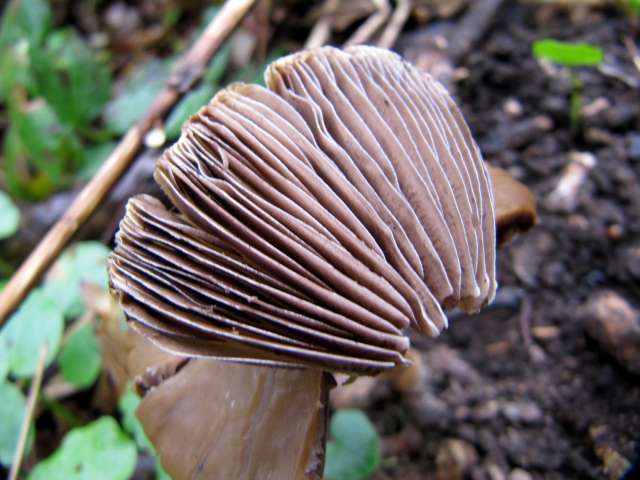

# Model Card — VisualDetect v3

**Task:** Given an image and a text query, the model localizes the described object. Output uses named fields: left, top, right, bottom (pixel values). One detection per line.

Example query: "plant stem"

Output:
left=569, top=68, right=583, bottom=135
left=9, top=344, right=48, bottom=480
left=41, top=396, right=83, bottom=429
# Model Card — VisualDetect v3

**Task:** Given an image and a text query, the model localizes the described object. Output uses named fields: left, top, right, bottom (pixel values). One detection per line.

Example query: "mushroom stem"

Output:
left=128, top=330, right=334, bottom=480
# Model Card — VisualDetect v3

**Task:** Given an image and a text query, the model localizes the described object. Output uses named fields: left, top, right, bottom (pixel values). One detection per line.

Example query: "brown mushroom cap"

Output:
left=108, top=46, right=499, bottom=374
left=488, top=166, right=537, bottom=246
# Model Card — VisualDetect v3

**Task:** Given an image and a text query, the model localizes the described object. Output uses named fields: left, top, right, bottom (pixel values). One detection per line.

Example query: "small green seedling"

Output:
left=324, top=409, right=381, bottom=480
left=624, top=0, right=640, bottom=17
left=532, top=39, right=604, bottom=133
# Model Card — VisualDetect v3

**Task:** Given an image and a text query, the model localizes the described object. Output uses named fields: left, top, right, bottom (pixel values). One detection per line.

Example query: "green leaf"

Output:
left=0, top=0, right=52, bottom=48
left=628, top=0, right=640, bottom=14
left=0, top=39, right=31, bottom=99
left=0, top=348, right=8, bottom=382
left=6, top=102, right=85, bottom=199
left=119, top=384, right=152, bottom=451
left=41, top=241, right=110, bottom=318
left=532, top=39, right=604, bottom=67
left=165, top=84, right=216, bottom=140
left=119, top=384, right=171, bottom=480
left=0, top=289, right=64, bottom=378
left=162, top=7, right=182, bottom=28
left=29, top=29, right=112, bottom=129
left=0, top=190, right=20, bottom=239
left=10, top=103, right=67, bottom=182
left=0, top=0, right=51, bottom=99
left=204, top=43, right=230, bottom=85
left=324, top=409, right=381, bottom=480
left=104, top=58, right=172, bottom=135
left=3, top=125, right=31, bottom=199
left=28, top=416, right=137, bottom=480
left=0, top=380, right=34, bottom=466
left=58, top=323, right=102, bottom=388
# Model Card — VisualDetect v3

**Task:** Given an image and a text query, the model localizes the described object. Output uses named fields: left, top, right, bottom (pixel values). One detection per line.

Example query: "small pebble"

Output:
left=545, top=151, right=597, bottom=212
left=607, top=224, right=623, bottom=240
left=584, top=127, right=615, bottom=146
left=105, top=2, right=141, bottom=35
left=528, top=344, right=548, bottom=364
left=501, top=401, right=544, bottom=425
left=582, top=291, right=640, bottom=375
left=144, top=127, right=167, bottom=149
left=472, top=401, right=499, bottom=422
left=532, top=325, right=560, bottom=340
left=507, top=165, right=526, bottom=180
left=436, top=438, right=478, bottom=480
left=485, top=463, right=506, bottom=480
left=503, top=98, right=523, bottom=117
left=581, top=97, right=610, bottom=118
left=508, top=468, right=533, bottom=480
left=567, top=214, right=589, bottom=231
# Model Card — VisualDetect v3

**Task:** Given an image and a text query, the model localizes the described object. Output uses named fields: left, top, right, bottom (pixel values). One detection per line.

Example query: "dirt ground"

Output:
left=357, top=3, right=640, bottom=479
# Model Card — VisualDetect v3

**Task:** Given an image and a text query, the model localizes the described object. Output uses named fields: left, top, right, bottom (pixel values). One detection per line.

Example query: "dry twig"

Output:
left=305, top=0, right=338, bottom=49
left=377, top=0, right=412, bottom=49
left=624, top=36, right=640, bottom=73
left=344, top=0, right=391, bottom=47
left=9, top=344, right=48, bottom=480
left=0, top=0, right=257, bottom=325
left=305, top=16, right=332, bottom=49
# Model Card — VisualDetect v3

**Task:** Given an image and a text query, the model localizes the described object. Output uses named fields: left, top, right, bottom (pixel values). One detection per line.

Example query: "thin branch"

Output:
left=305, top=16, right=332, bottom=49
left=0, top=0, right=257, bottom=325
left=344, top=0, right=390, bottom=47
left=377, top=0, right=412, bottom=49
left=305, top=0, right=338, bottom=49
left=9, top=344, right=48, bottom=480
left=624, top=36, right=640, bottom=73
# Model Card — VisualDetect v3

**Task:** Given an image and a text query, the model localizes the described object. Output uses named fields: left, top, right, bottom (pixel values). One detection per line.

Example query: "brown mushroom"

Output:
left=107, top=46, right=535, bottom=479
left=488, top=165, right=537, bottom=246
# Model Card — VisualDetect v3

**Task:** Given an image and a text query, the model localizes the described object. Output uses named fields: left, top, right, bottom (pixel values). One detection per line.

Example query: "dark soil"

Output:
left=365, top=3, right=640, bottom=479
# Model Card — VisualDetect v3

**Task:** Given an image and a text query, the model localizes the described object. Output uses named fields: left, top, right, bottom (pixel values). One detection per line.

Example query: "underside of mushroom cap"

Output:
left=108, top=46, right=497, bottom=374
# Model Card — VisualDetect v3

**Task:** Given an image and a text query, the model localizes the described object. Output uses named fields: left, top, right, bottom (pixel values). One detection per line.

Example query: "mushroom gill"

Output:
left=108, top=46, right=498, bottom=374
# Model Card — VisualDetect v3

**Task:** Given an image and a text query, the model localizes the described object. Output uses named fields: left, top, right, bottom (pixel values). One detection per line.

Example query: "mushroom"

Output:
left=488, top=165, right=536, bottom=246
left=107, top=46, right=536, bottom=479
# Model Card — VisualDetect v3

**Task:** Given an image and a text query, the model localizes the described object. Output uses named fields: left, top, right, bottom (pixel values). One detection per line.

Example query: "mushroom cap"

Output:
left=108, top=46, right=498, bottom=374
left=488, top=165, right=537, bottom=246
